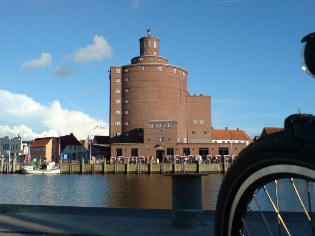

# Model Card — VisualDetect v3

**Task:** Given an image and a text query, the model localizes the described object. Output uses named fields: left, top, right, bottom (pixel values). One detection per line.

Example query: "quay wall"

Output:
left=62, top=163, right=229, bottom=174
left=0, top=158, right=231, bottom=174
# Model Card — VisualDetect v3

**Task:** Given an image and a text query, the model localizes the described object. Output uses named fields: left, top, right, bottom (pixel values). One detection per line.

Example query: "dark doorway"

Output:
left=219, top=147, right=229, bottom=162
left=156, top=150, right=165, bottom=163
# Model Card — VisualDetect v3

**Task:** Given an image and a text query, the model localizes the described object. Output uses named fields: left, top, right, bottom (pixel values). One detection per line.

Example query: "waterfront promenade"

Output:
left=0, top=204, right=214, bottom=235
left=0, top=205, right=309, bottom=235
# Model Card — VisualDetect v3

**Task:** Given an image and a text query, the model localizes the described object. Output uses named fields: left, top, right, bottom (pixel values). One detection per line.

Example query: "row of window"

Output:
left=115, top=88, right=129, bottom=93
left=192, top=130, right=208, bottom=134
left=142, top=40, right=158, bottom=49
left=31, top=147, right=45, bottom=152
left=148, top=123, right=172, bottom=128
left=2, top=144, right=20, bottom=150
left=114, top=68, right=185, bottom=75
left=213, top=140, right=245, bottom=144
left=115, top=110, right=129, bottom=115
left=115, top=122, right=172, bottom=129
left=67, top=145, right=83, bottom=151
left=193, top=120, right=205, bottom=125
left=132, top=57, right=164, bottom=63
left=115, top=147, right=231, bottom=157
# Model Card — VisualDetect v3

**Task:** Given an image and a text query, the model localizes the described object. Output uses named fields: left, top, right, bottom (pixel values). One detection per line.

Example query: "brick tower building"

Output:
left=109, top=29, right=250, bottom=159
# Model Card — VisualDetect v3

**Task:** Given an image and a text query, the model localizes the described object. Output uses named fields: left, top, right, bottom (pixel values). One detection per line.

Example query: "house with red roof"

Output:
left=260, top=127, right=284, bottom=138
left=211, top=128, right=253, bottom=156
left=59, top=133, right=86, bottom=162
left=30, top=137, right=59, bottom=163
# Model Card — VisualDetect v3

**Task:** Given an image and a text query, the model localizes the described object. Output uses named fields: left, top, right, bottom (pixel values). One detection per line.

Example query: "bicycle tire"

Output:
left=215, top=130, right=315, bottom=236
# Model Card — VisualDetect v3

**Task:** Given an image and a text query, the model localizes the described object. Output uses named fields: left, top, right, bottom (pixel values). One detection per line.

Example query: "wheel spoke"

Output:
left=252, top=194, right=274, bottom=235
left=263, top=186, right=292, bottom=236
left=306, top=181, right=315, bottom=234
left=290, top=178, right=311, bottom=221
left=274, top=180, right=282, bottom=236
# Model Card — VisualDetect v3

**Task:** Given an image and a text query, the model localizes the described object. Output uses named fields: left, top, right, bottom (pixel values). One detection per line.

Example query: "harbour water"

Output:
left=0, top=174, right=223, bottom=210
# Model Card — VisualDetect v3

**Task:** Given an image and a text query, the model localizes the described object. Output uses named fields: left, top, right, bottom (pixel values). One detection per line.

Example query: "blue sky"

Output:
left=0, top=0, right=314, bottom=140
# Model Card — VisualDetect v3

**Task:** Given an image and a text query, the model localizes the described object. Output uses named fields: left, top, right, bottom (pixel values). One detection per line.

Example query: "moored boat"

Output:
left=21, top=162, right=61, bottom=174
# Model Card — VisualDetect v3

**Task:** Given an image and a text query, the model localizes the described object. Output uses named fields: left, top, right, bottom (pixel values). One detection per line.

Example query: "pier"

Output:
left=0, top=158, right=231, bottom=174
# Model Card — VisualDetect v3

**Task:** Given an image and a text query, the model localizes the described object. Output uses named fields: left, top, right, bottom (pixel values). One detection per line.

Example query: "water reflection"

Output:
left=0, top=174, right=223, bottom=210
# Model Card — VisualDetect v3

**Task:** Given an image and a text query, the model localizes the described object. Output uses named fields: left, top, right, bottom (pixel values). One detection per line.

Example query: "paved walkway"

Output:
left=0, top=204, right=214, bottom=236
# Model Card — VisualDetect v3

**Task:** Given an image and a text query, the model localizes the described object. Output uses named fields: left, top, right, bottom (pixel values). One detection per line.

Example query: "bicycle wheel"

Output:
left=215, top=131, right=315, bottom=236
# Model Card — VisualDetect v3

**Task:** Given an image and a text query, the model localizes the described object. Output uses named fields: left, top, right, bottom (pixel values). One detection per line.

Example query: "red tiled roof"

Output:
left=212, top=129, right=253, bottom=142
left=60, top=133, right=85, bottom=152
left=31, top=137, right=52, bottom=147
left=260, top=127, right=283, bottom=137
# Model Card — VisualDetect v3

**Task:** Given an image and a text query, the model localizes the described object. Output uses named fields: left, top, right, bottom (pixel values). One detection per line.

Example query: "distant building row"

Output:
left=0, top=134, right=109, bottom=163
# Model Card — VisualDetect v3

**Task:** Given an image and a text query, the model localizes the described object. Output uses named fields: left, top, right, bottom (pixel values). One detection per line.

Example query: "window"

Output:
left=115, top=133, right=120, bottom=136
left=116, top=148, right=122, bottom=157
left=125, top=77, right=129, bottom=82
left=115, top=110, right=121, bottom=115
left=131, top=148, right=138, bottom=157
left=154, top=41, right=157, bottom=48
left=125, top=132, right=129, bottom=136
left=115, top=100, right=121, bottom=104
left=219, top=147, right=229, bottom=156
left=156, top=137, right=164, bottom=142
left=199, top=148, right=209, bottom=159
left=165, top=123, right=172, bottom=128
left=125, top=99, right=129, bottom=104
left=125, top=88, right=130, bottom=93
left=125, top=110, right=129, bottom=114
left=172, top=68, right=177, bottom=73
left=124, top=68, right=129, bottom=72
left=193, top=120, right=198, bottom=125
left=167, top=148, right=174, bottom=156
left=115, top=121, right=121, bottom=126
left=115, top=89, right=121, bottom=93
left=156, top=123, right=162, bottom=128
left=140, top=66, right=145, bottom=71
left=124, top=121, right=129, bottom=125
left=183, top=148, right=190, bottom=156
left=192, top=131, right=196, bottom=134
left=200, top=120, right=205, bottom=124
left=157, top=66, right=162, bottom=71
left=204, top=130, right=208, bottom=134
left=139, top=57, right=144, bottom=61
left=115, top=78, right=120, bottom=82
left=149, top=123, right=154, bottom=128
left=182, top=72, right=186, bottom=76
left=149, top=40, right=152, bottom=47
left=115, top=69, right=121, bottom=73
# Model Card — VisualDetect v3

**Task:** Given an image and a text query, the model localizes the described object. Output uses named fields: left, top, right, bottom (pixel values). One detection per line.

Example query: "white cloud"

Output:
left=73, top=35, right=112, bottom=63
left=0, top=90, right=109, bottom=141
left=54, top=66, right=74, bottom=77
left=21, top=52, right=52, bottom=70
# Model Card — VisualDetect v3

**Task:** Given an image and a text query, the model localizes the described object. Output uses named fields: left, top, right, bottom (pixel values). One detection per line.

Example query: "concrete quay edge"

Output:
left=0, top=204, right=214, bottom=235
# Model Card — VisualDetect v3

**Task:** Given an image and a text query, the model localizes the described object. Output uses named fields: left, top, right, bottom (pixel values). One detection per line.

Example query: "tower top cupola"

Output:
left=139, top=28, right=159, bottom=56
